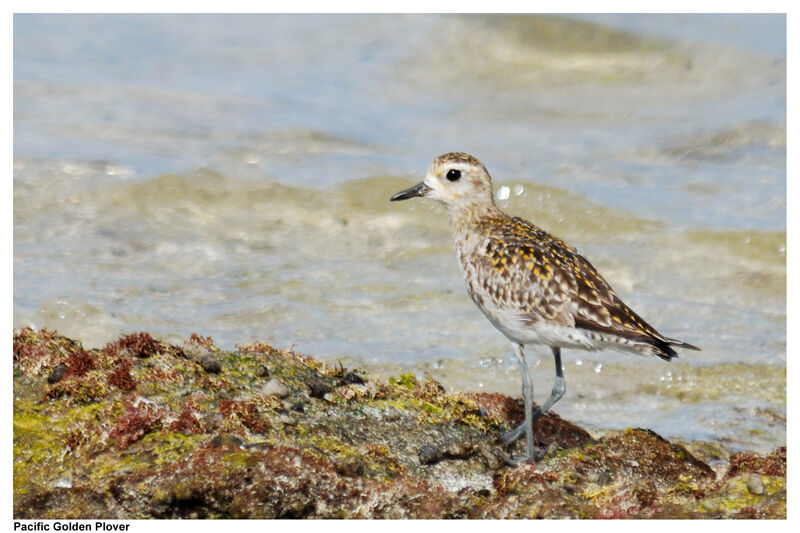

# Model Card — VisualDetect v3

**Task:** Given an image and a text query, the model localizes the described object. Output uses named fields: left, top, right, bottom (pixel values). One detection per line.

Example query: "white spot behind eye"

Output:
left=496, top=185, right=510, bottom=200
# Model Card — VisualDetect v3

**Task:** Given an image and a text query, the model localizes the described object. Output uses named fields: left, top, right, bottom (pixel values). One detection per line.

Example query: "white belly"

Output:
left=470, top=293, right=589, bottom=349
left=466, top=284, right=647, bottom=354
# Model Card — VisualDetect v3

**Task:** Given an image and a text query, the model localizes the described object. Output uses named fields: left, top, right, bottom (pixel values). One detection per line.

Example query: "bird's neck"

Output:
left=449, top=202, right=505, bottom=240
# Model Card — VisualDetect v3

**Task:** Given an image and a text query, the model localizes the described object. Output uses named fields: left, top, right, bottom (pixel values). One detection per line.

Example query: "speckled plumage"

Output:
left=453, top=210, right=692, bottom=360
left=391, top=152, right=698, bottom=462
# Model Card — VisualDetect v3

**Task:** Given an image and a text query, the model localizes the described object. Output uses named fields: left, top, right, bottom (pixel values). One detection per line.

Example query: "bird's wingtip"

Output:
left=666, top=338, right=701, bottom=351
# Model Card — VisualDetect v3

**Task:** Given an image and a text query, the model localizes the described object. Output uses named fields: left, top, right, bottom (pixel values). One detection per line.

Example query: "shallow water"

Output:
left=14, top=14, right=785, bottom=453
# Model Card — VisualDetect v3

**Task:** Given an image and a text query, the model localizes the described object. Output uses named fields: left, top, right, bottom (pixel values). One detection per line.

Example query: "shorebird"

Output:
left=390, top=152, right=699, bottom=463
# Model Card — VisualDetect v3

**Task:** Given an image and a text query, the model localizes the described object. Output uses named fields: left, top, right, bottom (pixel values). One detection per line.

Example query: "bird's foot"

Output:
left=501, top=423, right=525, bottom=446
left=492, top=447, right=545, bottom=467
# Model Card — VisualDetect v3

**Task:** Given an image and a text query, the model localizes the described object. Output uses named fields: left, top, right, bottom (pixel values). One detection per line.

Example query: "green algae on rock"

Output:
left=13, top=328, right=786, bottom=519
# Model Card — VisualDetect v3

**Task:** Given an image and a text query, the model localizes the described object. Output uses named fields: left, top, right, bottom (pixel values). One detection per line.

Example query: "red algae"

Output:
left=64, top=429, right=87, bottom=452
left=188, top=333, right=217, bottom=351
left=466, top=392, right=593, bottom=449
left=726, top=446, right=786, bottom=478
left=218, top=400, right=270, bottom=434
left=235, top=341, right=275, bottom=354
left=464, top=392, right=522, bottom=426
left=102, top=332, right=183, bottom=359
left=170, top=399, right=205, bottom=435
left=14, top=327, right=90, bottom=378
left=107, top=357, right=137, bottom=391
left=109, top=398, right=166, bottom=450
left=62, top=348, right=95, bottom=379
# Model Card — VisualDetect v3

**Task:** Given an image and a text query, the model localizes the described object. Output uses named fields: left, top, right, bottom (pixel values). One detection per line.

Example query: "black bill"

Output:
left=390, top=182, right=431, bottom=202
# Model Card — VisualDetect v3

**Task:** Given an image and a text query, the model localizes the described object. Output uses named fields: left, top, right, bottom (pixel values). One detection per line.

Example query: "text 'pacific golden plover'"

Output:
left=391, top=152, right=699, bottom=464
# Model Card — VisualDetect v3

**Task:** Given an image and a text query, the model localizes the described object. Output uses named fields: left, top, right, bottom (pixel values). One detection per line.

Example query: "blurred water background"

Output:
left=14, top=14, right=785, bottom=453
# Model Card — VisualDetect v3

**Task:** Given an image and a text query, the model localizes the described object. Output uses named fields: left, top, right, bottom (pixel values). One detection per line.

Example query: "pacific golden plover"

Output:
left=390, top=152, right=699, bottom=463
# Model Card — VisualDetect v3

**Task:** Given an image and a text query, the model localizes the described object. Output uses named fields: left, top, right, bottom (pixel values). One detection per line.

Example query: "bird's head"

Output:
left=390, top=152, right=496, bottom=213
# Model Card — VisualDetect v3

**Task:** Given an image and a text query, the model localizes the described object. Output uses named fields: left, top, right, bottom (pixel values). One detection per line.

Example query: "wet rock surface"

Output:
left=418, top=444, right=443, bottom=465
left=197, top=354, right=222, bottom=374
left=261, top=378, right=290, bottom=398
left=747, top=474, right=765, bottom=495
left=13, top=328, right=786, bottom=519
left=46, top=363, right=67, bottom=384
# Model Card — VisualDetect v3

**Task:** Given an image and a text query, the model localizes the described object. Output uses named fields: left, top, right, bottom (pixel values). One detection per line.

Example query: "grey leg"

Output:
left=502, top=346, right=566, bottom=446
left=511, top=343, right=535, bottom=461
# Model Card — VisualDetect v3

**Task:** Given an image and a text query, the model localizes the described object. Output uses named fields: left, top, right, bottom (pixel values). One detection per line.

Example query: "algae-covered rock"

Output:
left=13, top=328, right=786, bottom=519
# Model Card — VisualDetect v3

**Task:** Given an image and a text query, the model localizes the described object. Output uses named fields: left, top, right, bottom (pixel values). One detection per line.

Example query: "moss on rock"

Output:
left=13, top=328, right=786, bottom=519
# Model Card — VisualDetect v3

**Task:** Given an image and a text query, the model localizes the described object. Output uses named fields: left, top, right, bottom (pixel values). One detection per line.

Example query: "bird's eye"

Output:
left=446, top=169, right=461, bottom=181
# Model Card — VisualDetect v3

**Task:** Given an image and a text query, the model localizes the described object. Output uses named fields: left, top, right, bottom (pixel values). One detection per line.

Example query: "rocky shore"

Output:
left=13, top=328, right=785, bottom=519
